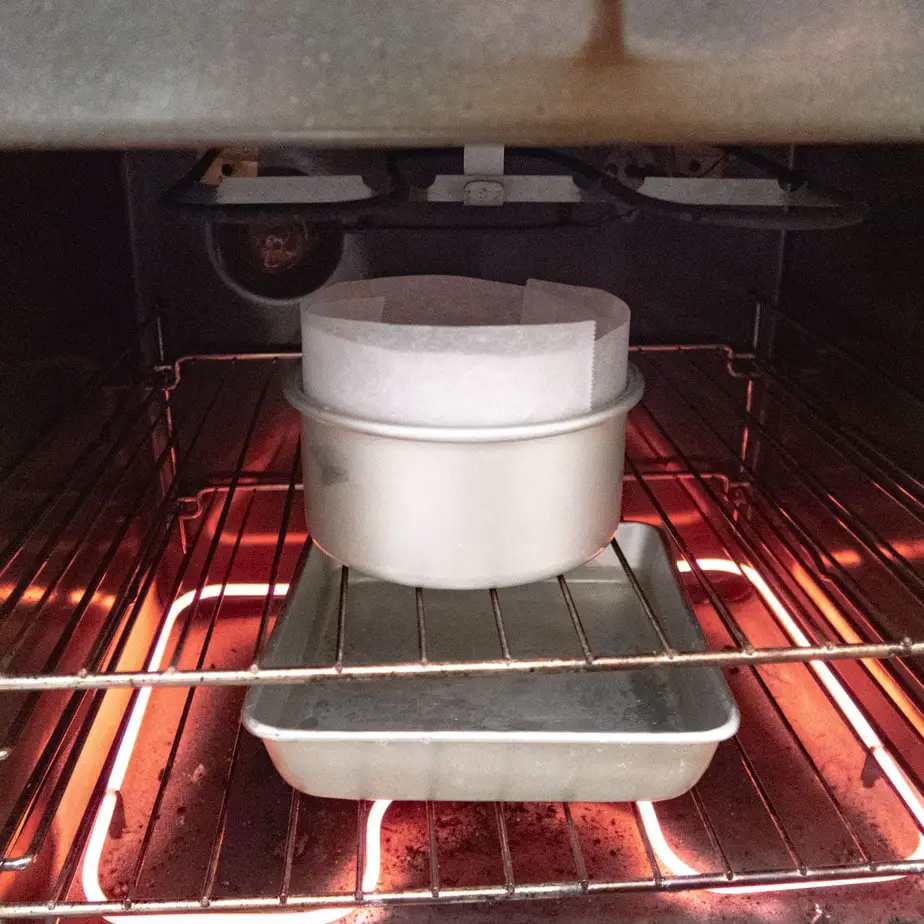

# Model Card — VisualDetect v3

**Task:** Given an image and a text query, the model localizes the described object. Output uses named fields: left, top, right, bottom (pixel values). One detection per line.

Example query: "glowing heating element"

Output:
left=82, top=560, right=924, bottom=919
left=660, top=558, right=924, bottom=893
left=81, top=583, right=391, bottom=924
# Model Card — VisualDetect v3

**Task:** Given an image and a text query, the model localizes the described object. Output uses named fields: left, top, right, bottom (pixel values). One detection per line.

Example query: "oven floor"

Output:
left=91, top=588, right=924, bottom=924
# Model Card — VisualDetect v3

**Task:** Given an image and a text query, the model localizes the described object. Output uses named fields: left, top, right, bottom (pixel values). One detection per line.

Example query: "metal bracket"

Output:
left=182, top=173, right=839, bottom=210
left=461, top=145, right=505, bottom=206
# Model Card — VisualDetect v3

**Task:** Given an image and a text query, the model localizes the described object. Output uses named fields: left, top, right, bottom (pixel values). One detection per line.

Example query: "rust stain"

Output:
left=583, top=0, right=625, bottom=63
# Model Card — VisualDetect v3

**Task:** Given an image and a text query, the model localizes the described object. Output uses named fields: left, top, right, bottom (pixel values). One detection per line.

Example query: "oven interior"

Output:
left=0, top=145, right=923, bottom=924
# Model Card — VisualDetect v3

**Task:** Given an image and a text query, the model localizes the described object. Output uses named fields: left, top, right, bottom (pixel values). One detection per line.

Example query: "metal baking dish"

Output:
left=283, top=364, right=644, bottom=589
left=243, top=522, right=739, bottom=802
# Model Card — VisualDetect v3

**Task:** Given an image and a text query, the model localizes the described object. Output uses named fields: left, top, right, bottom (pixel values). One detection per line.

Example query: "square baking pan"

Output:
left=243, top=522, right=739, bottom=802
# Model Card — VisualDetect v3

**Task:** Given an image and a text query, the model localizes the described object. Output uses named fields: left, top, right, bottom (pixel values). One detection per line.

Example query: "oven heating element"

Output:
left=80, top=553, right=924, bottom=921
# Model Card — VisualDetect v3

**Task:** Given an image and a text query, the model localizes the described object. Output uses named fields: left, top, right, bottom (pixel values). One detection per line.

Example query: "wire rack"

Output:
left=1, top=345, right=924, bottom=915
left=2, top=347, right=924, bottom=693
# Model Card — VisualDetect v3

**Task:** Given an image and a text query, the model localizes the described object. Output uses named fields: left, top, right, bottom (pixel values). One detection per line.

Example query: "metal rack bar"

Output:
left=631, top=803, right=663, bottom=887
left=755, top=302, right=924, bottom=411
left=335, top=568, right=349, bottom=669
left=622, top=454, right=754, bottom=654
left=45, top=496, right=221, bottom=904
left=279, top=788, right=301, bottom=903
left=562, top=803, right=589, bottom=893
left=167, top=365, right=278, bottom=669
left=0, top=362, right=237, bottom=868
left=7, top=851, right=923, bottom=917
left=629, top=407, right=869, bottom=660
left=494, top=803, right=515, bottom=896
left=626, top=434, right=881, bottom=860
left=684, top=350, right=924, bottom=525
left=489, top=589, right=512, bottom=662
left=643, top=354, right=924, bottom=603
left=609, top=538, right=674, bottom=654
left=0, top=388, right=146, bottom=580
left=626, top=413, right=924, bottom=843
left=0, top=494, right=215, bottom=871
left=730, top=737, right=805, bottom=871
left=201, top=507, right=308, bottom=905
left=742, top=674, right=872, bottom=862
left=0, top=398, right=170, bottom=672
left=0, top=342, right=143, bottom=495
left=754, top=356, right=924, bottom=503
left=254, top=444, right=301, bottom=663
left=15, top=550, right=924, bottom=907
left=13, top=861, right=924, bottom=919
left=416, top=589, right=429, bottom=664
left=200, top=709, right=246, bottom=903
left=556, top=576, right=594, bottom=663
left=124, top=490, right=258, bottom=898
left=4, top=639, right=924, bottom=692
left=688, top=786, right=734, bottom=880
left=355, top=800, right=367, bottom=900
left=188, top=468, right=738, bottom=500
left=636, top=356, right=924, bottom=676
left=736, top=493, right=924, bottom=745
left=426, top=802, right=440, bottom=898
left=7, top=497, right=216, bottom=876
left=629, top=409, right=844, bottom=648
left=0, top=390, right=163, bottom=635
left=3, top=349, right=924, bottom=914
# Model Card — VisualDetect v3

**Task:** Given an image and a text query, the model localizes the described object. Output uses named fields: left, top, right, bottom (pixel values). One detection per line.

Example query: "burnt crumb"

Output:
left=402, top=844, right=429, bottom=873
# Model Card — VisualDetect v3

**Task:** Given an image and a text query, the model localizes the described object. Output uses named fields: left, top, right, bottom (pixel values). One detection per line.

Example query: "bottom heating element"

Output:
left=80, top=557, right=924, bottom=920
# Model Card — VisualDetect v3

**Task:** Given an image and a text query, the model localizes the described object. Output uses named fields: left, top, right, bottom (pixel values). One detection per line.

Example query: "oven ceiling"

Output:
left=0, top=0, right=922, bottom=147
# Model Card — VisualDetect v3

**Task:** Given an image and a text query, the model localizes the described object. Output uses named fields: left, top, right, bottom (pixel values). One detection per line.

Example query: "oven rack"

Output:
left=2, top=506, right=924, bottom=912
left=0, top=344, right=923, bottom=695
left=1, top=343, right=924, bottom=911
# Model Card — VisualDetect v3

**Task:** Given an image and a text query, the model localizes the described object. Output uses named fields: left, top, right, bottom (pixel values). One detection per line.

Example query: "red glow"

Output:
left=790, top=561, right=924, bottom=740
left=81, top=583, right=390, bottom=924
left=81, top=557, right=924, bottom=915
left=668, top=558, right=924, bottom=892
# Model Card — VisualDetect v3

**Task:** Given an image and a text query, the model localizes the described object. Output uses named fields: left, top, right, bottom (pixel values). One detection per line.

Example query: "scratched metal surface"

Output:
left=0, top=0, right=923, bottom=146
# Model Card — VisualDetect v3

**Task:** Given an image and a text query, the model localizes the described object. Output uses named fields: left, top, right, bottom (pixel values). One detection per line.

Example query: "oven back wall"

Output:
left=0, top=151, right=139, bottom=472
left=124, top=151, right=778, bottom=358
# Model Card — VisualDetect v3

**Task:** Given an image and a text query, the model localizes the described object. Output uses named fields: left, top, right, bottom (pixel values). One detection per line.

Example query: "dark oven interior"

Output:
left=1, top=145, right=923, bottom=924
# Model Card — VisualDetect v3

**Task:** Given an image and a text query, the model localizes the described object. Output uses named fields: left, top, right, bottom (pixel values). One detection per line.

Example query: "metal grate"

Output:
left=1, top=348, right=924, bottom=694
left=1, top=347, right=924, bottom=914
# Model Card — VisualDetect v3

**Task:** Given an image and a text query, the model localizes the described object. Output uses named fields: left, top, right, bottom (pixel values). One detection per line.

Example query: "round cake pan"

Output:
left=284, top=365, right=644, bottom=589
